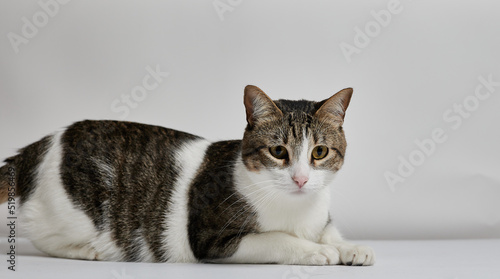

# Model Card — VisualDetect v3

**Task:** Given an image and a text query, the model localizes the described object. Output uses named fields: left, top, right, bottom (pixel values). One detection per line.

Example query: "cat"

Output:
left=0, top=85, right=375, bottom=265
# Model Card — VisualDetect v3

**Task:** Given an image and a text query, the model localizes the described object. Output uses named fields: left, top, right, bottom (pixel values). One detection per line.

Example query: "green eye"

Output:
left=312, top=146, right=329, bottom=160
left=269, top=146, right=288, bottom=160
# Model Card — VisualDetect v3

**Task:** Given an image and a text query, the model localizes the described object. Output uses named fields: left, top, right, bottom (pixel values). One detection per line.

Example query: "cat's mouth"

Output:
left=290, top=188, right=307, bottom=195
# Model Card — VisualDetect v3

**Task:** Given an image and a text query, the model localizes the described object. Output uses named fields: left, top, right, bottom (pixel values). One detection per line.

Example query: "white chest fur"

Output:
left=234, top=159, right=331, bottom=242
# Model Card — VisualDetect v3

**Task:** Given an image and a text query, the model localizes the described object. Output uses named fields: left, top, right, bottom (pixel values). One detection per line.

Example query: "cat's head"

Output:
left=241, top=85, right=352, bottom=196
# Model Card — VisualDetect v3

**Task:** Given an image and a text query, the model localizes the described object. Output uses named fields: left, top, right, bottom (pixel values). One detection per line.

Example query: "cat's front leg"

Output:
left=319, top=223, right=376, bottom=266
left=219, top=231, right=341, bottom=265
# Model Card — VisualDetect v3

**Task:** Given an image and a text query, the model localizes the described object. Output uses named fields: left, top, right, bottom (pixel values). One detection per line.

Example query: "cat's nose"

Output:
left=293, top=176, right=309, bottom=188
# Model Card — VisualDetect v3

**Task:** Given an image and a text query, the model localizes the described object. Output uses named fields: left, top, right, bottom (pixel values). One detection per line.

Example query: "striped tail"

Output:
left=0, top=159, right=16, bottom=204
left=0, top=135, right=53, bottom=204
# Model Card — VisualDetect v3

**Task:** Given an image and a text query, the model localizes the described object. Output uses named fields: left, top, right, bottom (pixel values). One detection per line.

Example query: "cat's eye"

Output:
left=269, top=146, right=288, bottom=160
left=312, top=146, right=329, bottom=160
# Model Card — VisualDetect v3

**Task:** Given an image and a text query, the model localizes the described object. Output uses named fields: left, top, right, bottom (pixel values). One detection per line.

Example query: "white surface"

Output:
left=1, top=1, right=500, bottom=240
left=1, top=238, right=499, bottom=279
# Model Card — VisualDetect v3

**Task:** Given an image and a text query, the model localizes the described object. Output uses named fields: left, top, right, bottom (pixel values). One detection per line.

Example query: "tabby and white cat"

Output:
left=0, top=85, right=374, bottom=265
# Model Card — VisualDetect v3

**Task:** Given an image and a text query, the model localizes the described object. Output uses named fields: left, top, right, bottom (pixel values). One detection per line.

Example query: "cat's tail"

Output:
left=0, top=135, right=53, bottom=204
left=0, top=159, right=17, bottom=204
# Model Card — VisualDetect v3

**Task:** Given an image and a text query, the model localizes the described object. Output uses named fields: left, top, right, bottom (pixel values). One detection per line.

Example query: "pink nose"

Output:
left=293, top=176, right=309, bottom=188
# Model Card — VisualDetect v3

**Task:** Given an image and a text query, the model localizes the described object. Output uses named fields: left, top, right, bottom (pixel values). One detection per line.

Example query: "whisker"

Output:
left=217, top=184, right=277, bottom=218
left=218, top=187, right=279, bottom=237
left=215, top=179, right=275, bottom=209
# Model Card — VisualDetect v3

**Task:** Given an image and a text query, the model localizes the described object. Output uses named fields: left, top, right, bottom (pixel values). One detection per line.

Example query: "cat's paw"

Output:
left=336, top=244, right=375, bottom=266
left=295, top=245, right=340, bottom=265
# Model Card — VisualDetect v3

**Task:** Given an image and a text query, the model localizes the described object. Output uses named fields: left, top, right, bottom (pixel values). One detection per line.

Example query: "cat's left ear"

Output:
left=314, top=88, right=353, bottom=123
left=244, top=85, right=283, bottom=127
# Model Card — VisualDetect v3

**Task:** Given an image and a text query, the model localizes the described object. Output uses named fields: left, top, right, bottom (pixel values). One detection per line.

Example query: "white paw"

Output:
left=55, top=244, right=100, bottom=261
left=295, top=245, right=340, bottom=265
left=336, top=244, right=375, bottom=266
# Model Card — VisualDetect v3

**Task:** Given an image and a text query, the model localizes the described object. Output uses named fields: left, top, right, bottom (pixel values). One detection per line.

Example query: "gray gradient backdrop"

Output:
left=0, top=0, right=499, bottom=240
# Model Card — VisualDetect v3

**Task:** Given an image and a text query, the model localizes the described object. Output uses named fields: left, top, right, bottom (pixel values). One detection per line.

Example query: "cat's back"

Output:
left=63, top=119, right=201, bottom=148
left=60, top=119, right=204, bottom=192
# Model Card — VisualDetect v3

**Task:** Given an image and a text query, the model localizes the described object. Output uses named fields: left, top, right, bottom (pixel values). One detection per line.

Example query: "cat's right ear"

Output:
left=244, top=85, right=283, bottom=127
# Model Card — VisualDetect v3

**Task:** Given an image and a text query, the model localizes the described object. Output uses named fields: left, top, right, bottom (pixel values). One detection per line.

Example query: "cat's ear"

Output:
left=314, top=88, right=353, bottom=123
left=244, top=85, right=283, bottom=127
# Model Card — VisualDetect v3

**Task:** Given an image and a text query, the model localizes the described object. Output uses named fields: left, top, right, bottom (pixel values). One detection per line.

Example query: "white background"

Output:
left=0, top=0, right=499, bottom=240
